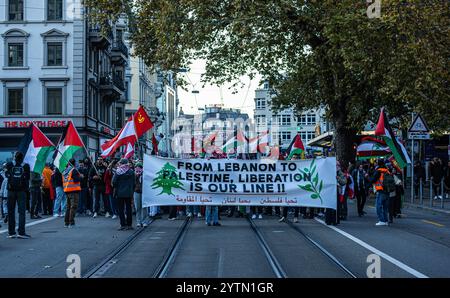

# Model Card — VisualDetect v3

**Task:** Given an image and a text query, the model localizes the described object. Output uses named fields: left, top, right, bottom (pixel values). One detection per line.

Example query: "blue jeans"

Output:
left=109, top=194, right=118, bottom=216
left=205, top=206, right=219, bottom=224
left=134, top=192, right=146, bottom=224
left=149, top=206, right=159, bottom=216
left=53, top=186, right=67, bottom=215
left=376, top=191, right=388, bottom=223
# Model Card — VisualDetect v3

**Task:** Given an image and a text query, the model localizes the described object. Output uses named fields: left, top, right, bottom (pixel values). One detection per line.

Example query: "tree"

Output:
left=85, top=0, right=449, bottom=165
left=151, top=162, right=184, bottom=195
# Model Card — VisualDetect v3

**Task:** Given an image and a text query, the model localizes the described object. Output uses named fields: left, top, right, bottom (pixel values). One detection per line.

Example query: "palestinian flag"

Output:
left=356, top=136, right=391, bottom=160
left=375, top=108, right=410, bottom=169
left=222, top=130, right=247, bottom=154
left=286, top=133, right=305, bottom=160
left=18, top=124, right=55, bottom=174
left=53, top=121, right=84, bottom=172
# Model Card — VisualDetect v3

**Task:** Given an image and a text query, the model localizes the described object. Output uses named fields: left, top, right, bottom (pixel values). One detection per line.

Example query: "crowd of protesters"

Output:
left=1, top=150, right=449, bottom=238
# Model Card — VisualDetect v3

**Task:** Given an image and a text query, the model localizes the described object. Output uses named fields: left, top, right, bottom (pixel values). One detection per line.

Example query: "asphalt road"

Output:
left=0, top=199, right=448, bottom=278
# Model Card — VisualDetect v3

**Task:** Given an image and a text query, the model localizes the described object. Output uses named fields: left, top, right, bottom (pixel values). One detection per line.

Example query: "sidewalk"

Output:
left=403, top=185, right=450, bottom=214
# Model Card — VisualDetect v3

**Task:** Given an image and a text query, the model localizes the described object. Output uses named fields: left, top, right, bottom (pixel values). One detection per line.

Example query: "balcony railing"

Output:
left=112, top=40, right=128, bottom=57
left=112, top=74, right=125, bottom=91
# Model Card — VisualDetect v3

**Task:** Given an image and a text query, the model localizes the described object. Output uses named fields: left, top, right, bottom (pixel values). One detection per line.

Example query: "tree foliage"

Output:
left=85, top=0, right=449, bottom=164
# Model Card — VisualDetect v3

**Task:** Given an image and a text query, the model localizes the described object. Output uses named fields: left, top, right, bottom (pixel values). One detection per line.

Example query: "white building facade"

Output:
left=253, top=83, right=327, bottom=151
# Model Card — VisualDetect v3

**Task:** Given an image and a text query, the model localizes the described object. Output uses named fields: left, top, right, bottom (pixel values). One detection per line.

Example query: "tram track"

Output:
left=247, top=216, right=287, bottom=278
left=285, top=219, right=357, bottom=278
left=83, top=216, right=192, bottom=278
left=83, top=219, right=155, bottom=278
left=153, top=217, right=192, bottom=278
left=248, top=215, right=357, bottom=278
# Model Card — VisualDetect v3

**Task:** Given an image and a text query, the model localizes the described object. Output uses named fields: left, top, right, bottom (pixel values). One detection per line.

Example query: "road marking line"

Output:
left=0, top=217, right=57, bottom=234
left=421, top=220, right=444, bottom=227
left=314, top=218, right=429, bottom=278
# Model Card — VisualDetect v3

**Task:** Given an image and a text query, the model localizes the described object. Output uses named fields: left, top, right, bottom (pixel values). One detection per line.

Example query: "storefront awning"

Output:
left=307, top=131, right=333, bottom=148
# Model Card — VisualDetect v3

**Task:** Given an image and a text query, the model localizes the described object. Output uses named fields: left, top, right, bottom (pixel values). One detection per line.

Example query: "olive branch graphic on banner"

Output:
left=297, top=159, right=323, bottom=204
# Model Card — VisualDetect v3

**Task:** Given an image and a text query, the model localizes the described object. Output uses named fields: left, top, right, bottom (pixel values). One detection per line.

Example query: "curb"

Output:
left=403, top=202, right=450, bottom=215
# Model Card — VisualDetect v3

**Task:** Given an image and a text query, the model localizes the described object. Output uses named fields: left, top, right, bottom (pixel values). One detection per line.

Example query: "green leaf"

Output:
left=303, top=168, right=309, bottom=173
left=299, top=184, right=313, bottom=191
left=313, top=174, right=319, bottom=187
left=311, top=165, right=317, bottom=174
left=311, top=194, right=319, bottom=199
left=319, top=180, right=323, bottom=192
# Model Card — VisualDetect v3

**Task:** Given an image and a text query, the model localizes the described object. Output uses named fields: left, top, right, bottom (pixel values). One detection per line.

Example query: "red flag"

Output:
left=101, top=119, right=137, bottom=157
left=133, top=106, right=153, bottom=138
left=151, top=133, right=159, bottom=155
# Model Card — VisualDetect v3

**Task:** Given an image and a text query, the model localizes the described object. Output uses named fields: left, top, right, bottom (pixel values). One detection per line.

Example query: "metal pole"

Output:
left=441, top=178, right=444, bottom=209
left=430, top=177, right=433, bottom=208
left=419, top=178, right=423, bottom=205
left=411, top=138, right=414, bottom=204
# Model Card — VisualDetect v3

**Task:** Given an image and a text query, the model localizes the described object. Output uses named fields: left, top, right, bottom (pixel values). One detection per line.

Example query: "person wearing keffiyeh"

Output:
left=112, top=159, right=135, bottom=230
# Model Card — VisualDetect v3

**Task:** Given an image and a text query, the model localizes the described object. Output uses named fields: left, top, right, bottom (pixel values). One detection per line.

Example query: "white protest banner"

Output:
left=143, top=155, right=337, bottom=209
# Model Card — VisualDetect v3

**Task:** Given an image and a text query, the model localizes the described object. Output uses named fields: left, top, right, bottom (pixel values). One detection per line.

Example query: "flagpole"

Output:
left=68, top=121, right=99, bottom=176
left=132, top=114, right=143, bottom=160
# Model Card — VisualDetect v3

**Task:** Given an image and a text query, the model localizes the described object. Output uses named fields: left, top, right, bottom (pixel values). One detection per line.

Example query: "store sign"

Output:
left=1, top=119, right=70, bottom=128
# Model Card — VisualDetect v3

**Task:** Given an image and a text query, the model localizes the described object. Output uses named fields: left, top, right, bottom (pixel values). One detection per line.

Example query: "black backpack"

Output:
left=382, top=172, right=396, bottom=194
left=7, top=164, right=27, bottom=191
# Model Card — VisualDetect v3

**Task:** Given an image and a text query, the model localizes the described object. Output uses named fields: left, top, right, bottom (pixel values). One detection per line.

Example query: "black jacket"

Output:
left=112, top=169, right=135, bottom=198
left=352, top=168, right=368, bottom=193
left=51, top=169, right=63, bottom=188
left=89, top=165, right=106, bottom=188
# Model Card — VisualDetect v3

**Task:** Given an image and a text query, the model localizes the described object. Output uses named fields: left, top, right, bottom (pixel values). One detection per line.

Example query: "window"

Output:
left=8, top=88, right=23, bottom=115
left=297, top=113, right=316, bottom=125
left=281, top=115, right=291, bottom=126
left=255, top=115, right=266, bottom=126
left=47, top=88, right=62, bottom=115
left=263, top=82, right=269, bottom=89
left=47, top=42, right=63, bottom=66
left=278, top=131, right=291, bottom=142
left=8, top=43, right=23, bottom=66
left=8, top=0, right=23, bottom=21
left=115, top=107, right=123, bottom=129
left=47, top=0, right=63, bottom=20
left=255, top=98, right=266, bottom=109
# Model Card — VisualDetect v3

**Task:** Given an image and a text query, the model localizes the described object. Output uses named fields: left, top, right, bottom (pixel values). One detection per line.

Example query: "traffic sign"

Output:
left=408, top=114, right=429, bottom=133
left=408, top=132, right=430, bottom=140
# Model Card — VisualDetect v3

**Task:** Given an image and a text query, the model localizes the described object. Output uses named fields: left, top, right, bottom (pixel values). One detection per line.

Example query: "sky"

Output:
left=177, top=60, right=262, bottom=119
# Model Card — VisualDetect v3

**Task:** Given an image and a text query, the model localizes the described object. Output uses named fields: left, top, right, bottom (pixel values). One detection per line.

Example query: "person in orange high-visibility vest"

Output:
left=368, top=159, right=390, bottom=226
left=62, top=158, right=82, bottom=228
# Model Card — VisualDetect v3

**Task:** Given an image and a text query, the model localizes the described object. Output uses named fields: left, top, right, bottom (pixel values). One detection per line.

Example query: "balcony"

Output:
left=89, top=26, right=113, bottom=49
left=110, top=40, right=129, bottom=65
left=99, top=73, right=124, bottom=99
